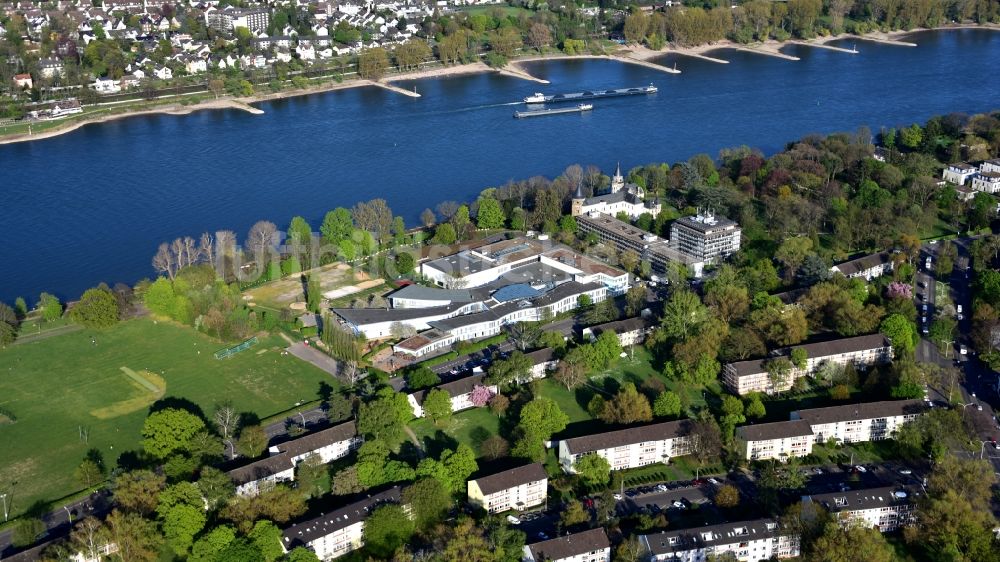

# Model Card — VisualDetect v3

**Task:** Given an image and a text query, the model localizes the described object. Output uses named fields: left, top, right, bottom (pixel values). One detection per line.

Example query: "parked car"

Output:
left=671, top=501, right=685, bottom=509
left=655, top=483, right=668, bottom=492
left=707, top=478, right=721, bottom=485
left=854, top=466, right=867, bottom=473
left=506, top=515, right=521, bottom=525
left=613, top=493, right=623, bottom=501
left=899, top=469, right=912, bottom=475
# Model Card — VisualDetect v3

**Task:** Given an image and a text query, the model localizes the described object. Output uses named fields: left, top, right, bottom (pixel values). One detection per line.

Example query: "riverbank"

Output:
left=0, top=23, right=995, bottom=146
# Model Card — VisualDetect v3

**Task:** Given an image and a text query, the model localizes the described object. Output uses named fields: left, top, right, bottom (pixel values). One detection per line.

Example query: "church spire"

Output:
left=611, top=161, right=625, bottom=193
left=574, top=181, right=584, bottom=200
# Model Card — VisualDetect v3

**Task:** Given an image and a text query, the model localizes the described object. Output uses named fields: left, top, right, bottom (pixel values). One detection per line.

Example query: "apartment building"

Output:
left=582, top=315, right=655, bottom=347
left=735, top=420, right=815, bottom=462
left=792, top=399, right=925, bottom=444
left=830, top=252, right=895, bottom=280
left=205, top=6, right=270, bottom=33
left=467, top=462, right=548, bottom=513
left=228, top=421, right=362, bottom=496
left=640, top=518, right=800, bottom=562
left=525, top=347, right=559, bottom=381
left=280, top=487, right=401, bottom=560
left=669, top=212, right=742, bottom=262
left=723, top=334, right=893, bottom=395
left=407, top=373, right=497, bottom=418
left=575, top=211, right=706, bottom=277
left=942, top=162, right=978, bottom=185
left=558, top=420, right=695, bottom=473
left=803, top=486, right=917, bottom=532
left=523, top=528, right=611, bottom=562
left=971, top=171, right=1000, bottom=193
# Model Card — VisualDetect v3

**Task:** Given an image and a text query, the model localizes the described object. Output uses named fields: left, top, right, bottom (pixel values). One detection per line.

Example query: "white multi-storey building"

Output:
left=467, top=463, right=548, bottom=513
left=558, top=420, right=696, bottom=473
left=971, top=171, right=1000, bottom=193
left=723, top=334, right=893, bottom=395
left=803, top=486, right=917, bottom=532
left=792, top=399, right=924, bottom=444
left=669, top=212, right=742, bottom=262
left=575, top=211, right=706, bottom=278
left=942, top=162, right=978, bottom=185
left=640, top=519, right=800, bottom=562
left=228, top=421, right=362, bottom=496
left=523, top=528, right=611, bottom=562
left=736, top=420, right=815, bottom=462
left=280, top=487, right=400, bottom=560
left=582, top=315, right=655, bottom=347
left=407, top=373, right=497, bottom=418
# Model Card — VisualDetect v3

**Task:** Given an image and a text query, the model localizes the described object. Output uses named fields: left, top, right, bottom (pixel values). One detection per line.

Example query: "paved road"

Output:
left=0, top=492, right=108, bottom=559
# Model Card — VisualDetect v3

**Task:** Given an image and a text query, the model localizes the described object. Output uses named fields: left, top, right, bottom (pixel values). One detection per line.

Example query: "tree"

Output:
left=236, top=425, right=268, bottom=458
left=394, top=40, right=430, bottom=71
left=574, top=454, right=611, bottom=486
left=352, top=199, right=394, bottom=245
left=70, top=286, right=120, bottom=328
left=661, top=290, right=708, bottom=341
left=653, top=391, right=682, bottom=418
left=600, top=383, right=653, bottom=424
left=363, top=504, right=414, bottom=558
left=197, top=467, right=235, bottom=511
left=714, top=484, right=740, bottom=509
left=142, top=408, right=206, bottom=459
left=880, top=313, right=917, bottom=357
left=12, top=518, right=45, bottom=548
left=358, top=387, right=413, bottom=442
left=422, top=388, right=453, bottom=425
left=106, top=510, right=163, bottom=562
left=487, top=350, right=532, bottom=385
left=451, top=204, right=472, bottom=240
left=526, top=23, right=552, bottom=50
left=113, top=470, right=166, bottom=515
left=191, top=525, right=236, bottom=561
left=745, top=394, right=766, bottom=419
left=561, top=501, right=589, bottom=528
left=420, top=208, right=436, bottom=227
left=320, top=207, right=353, bottom=245
left=487, top=26, right=522, bottom=57
left=39, top=292, right=63, bottom=321
left=247, top=220, right=277, bottom=259
left=432, top=222, right=457, bottom=245
left=406, top=366, right=441, bottom=389
left=809, top=522, right=895, bottom=562
left=519, top=398, right=569, bottom=439
left=625, top=285, right=648, bottom=317
left=69, top=517, right=111, bottom=562
left=394, top=252, right=415, bottom=274
left=248, top=520, right=284, bottom=562
left=214, top=402, right=239, bottom=457
left=477, top=197, right=506, bottom=229
left=358, top=47, right=390, bottom=79
left=470, top=385, right=494, bottom=406
left=287, top=547, right=321, bottom=562
left=162, top=503, right=206, bottom=555
left=75, top=458, right=105, bottom=488
left=554, top=350, right=588, bottom=389
left=480, top=435, right=509, bottom=460
left=403, top=478, right=451, bottom=530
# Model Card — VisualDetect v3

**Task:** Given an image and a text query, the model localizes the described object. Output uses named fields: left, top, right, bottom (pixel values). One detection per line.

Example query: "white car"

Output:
left=899, top=469, right=912, bottom=475
left=506, top=515, right=521, bottom=525
left=707, top=478, right=720, bottom=485
left=655, top=484, right=668, bottom=492
left=613, top=493, right=623, bottom=501
left=855, top=466, right=867, bottom=473
left=960, top=345, right=968, bottom=355
left=671, top=501, right=685, bottom=509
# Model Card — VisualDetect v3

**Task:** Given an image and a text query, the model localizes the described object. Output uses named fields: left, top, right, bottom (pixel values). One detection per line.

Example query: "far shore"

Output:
left=1, top=22, right=995, bottom=146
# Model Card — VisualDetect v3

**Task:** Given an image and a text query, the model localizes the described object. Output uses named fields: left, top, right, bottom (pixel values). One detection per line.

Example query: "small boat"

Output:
left=523, top=92, right=547, bottom=103
left=578, top=103, right=593, bottom=111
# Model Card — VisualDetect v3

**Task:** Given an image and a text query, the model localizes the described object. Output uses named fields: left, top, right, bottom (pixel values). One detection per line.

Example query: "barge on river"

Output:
left=523, top=84, right=657, bottom=104
left=514, top=103, right=593, bottom=118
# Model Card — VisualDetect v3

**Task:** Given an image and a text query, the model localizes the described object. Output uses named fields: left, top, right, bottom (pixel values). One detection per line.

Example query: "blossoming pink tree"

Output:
left=470, top=385, right=495, bottom=407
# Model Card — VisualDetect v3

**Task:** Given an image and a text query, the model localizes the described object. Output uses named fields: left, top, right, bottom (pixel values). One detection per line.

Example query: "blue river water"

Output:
left=0, top=29, right=997, bottom=302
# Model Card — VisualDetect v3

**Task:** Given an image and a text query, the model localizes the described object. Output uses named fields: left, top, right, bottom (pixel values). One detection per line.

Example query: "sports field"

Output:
left=0, top=318, right=333, bottom=518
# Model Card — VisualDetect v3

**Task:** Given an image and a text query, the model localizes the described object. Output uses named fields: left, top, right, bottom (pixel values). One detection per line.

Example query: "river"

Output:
left=0, top=29, right=997, bottom=302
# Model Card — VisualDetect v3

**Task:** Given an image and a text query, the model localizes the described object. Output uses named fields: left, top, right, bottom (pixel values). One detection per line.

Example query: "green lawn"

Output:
left=0, top=318, right=334, bottom=518
left=409, top=406, right=501, bottom=457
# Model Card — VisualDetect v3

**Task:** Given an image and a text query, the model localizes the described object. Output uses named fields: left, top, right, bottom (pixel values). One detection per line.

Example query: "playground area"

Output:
left=243, top=262, right=386, bottom=311
left=0, top=318, right=332, bottom=519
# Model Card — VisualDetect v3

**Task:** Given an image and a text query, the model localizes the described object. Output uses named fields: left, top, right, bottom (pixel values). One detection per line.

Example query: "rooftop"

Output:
left=281, top=487, right=401, bottom=547
left=793, top=399, right=925, bottom=426
left=805, top=485, right=916, bottom=514
left=470, top=463, right=547, bottom=496
left=736, top=419, right=814, bottom=442
left=410, top=373, right=489, bottom=406
left=276, top=421, right=357, bottom=458
left=672, top=213, right=738, bottom=234
left=725, top=334, right=891, bottom=377
left=388, top=284, right=477, bottom=303
left=562, top=420, right=692, bottom=455
left=832, top=252, right=893, bottom=276
left=641, top=518, right=785, bottom=555
left=527, top=528, right=609, bottom=561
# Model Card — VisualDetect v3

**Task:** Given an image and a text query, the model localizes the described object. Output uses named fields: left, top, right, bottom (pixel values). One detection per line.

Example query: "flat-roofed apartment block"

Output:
left=558, top=420, right=695, bottom=473
left=467, top=462, right=548, bottom=513
left=407, top=373, right=498, bottom=418
left=723, top=334, right=893, bottom=395
left=668, top=212, right=742, bottom=263
left=582, top=315, right=656, bottom=347
left=792, top=399, right=924, bottom=445
left=228, top=421, right=362, bottom=496
left=640, top=518, right=800, bottom=562
left=830, top=252, right=895, bottom=281
left=280, top=487, right=400, bottom=560
left=523, top=528, right=611, bottom=562
left=575, top=211, right=706, bottom=277
left=802, top=486, right=917, bottom=532
left=735, top=420, right=815, bottom=462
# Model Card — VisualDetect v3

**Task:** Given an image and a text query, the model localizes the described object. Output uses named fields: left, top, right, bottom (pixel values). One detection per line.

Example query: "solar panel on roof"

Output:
left=493, top=283, right=542, bottom=302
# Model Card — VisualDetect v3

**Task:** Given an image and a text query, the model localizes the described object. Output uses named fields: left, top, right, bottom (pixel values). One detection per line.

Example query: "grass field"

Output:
left=410, top=407, right=502, bottom=458
left=0, top=318, right=334, bottom=518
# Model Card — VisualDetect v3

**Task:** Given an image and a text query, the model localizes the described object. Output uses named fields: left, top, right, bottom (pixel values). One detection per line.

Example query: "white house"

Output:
left=582, top=315, right=655, bottom=347
left=640, top=519, right=800, bottom=562
left=92, top=76, right=121, bottom=93
left=523, top=528, right=610, bottom=562
left=803, top=486, right=917, bottom=533
left=38, top=57, right=65, bottom=78
left=982, top=159, right=1000, bottom=174
left=735, top=420, right=815, bottom=462
left=942, top=162, right=978, bottom=185
left=467, top=463, right=547, bottom=513
left=723, top=334, right=893, bottom=396
left=971, top=171, right=1000, bottom=194
left=570, top=163, right=662, bottom=220
left=558, top=420, right=696, bottom=473
left=792, top=399, right=925, bottom=445
left=830, top=252, right=894, bottom=280
left=407, top=373, right=496, bottom=418
left=152, top=65, right=172, bottom=80
left=280, top=487, right=401, bottom=560
left=525, top=347, right=558, bottom=381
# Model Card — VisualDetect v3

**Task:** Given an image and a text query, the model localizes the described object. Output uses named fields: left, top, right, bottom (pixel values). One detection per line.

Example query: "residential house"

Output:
left=802, top=486, right=917, bottom=532
left=525, top=347, right=558, bottom=381
left=723, top=334, right=893, bottom=395
left=830, top=252, right=894, bottom=280
left=640, top=518, right=800, bottom=562
left=38, top=57, right=64, bottom=78
left=523, top=528, right=611, bottom=562
left=407, top=373, right=497, bottom=418
left=735, top=420, right=815, bottom=461
left=92, top=76, right=120, bottom=93
left=558, top=420, right=695, bottom=473
left=280, top=487, right=401, bottom=560
left=152, top=65, right=172, bottom=80
left=392, top=328, right=455, bottom=358
left=943, top=162, right=978, bottom=185
left=982, top=158, right=1000, bottom=174
left=467, top=463, right=547, bottom=513
left=582, top=315, right=655, bottom=347
left=12, top=73, right=32, bottom=89
left=792, top=399, right=924, bottom=445
left=971, top=171, right=1000, bottom=194
left=227, top=453, right=296, bottom=497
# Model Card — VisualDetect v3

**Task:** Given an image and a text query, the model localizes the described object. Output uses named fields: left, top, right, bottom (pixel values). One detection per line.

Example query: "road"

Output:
left=0, top=492, right=109, bottom=559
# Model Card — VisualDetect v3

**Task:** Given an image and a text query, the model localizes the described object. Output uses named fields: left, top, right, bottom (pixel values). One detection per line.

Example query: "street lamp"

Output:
left=0, top=492, right=8, bottom=522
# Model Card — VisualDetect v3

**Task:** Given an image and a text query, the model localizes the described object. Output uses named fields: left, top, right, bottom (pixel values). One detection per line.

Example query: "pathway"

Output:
left=403, top=425, right=426, bottom=459
left=671, top=51, right=729, bottom=64
left=736, top=46, right=800, bottom=61
left=852, top=34, right=917, bottom=47
left=789, top=40, right=858, bottom=54
left=12, top=323, right=81, bottom=345
left=285, top=341, right=341, bottom=378
left=369, top=80, right=421, bottom=98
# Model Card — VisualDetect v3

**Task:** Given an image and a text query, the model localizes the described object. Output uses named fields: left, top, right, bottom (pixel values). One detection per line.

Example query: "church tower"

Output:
left=610, top=162, right=625, bottom=193
left=571, top=182, right=585, bottom=216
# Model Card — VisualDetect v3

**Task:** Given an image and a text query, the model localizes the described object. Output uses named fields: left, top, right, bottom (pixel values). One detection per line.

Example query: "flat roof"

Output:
left=388, top=285, right=477, bottom=303
left=672, top=213, right=738, bottom=234
left=332, top=303, right=462, bottom=326
left=563, top=420, right=692, bottom=455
